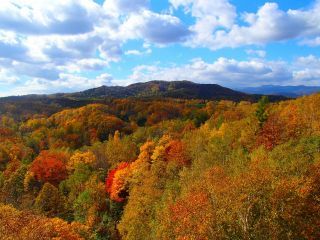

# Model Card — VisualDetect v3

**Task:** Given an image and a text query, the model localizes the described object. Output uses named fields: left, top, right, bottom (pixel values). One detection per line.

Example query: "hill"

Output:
left=67, top=80, right=285, bottom=101
left=0, top=81, right=287, bottom=119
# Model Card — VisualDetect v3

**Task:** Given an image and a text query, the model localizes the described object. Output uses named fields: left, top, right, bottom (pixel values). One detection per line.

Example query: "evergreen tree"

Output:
left=256, top=96, right=269, bottom=126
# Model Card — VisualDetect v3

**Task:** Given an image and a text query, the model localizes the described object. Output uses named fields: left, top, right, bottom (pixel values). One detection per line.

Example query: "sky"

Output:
left=0, top=0, right=320, bottom=96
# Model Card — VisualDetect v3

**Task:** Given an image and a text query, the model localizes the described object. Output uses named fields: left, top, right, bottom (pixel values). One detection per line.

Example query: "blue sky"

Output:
left=0, top=0, right=319, bottom=96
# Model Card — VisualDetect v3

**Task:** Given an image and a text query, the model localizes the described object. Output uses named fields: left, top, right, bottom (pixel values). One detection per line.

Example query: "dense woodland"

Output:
left=0, top=81, right=286, bottom=121
left=0, top=94, right=319, bottom=239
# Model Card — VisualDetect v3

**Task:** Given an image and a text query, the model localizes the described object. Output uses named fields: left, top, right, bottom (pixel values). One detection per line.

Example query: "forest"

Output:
left=0, top=94, right=319, bottom=240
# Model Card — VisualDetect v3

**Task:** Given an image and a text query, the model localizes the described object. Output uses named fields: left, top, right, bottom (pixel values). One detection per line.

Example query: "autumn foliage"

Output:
left=0, top=203, right=89, bottom=239
left=106, top=162, right=131, bottom=202
left=1, top=94, right=320, bottom=239
left=30, top=151, right=67, bottom=185
left=164, top=139, right=190, bottom=165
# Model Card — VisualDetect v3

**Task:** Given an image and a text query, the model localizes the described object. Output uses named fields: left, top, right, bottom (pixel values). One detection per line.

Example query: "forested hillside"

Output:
left=0, top=94, right=319, bottom=239
left=0, top=81, right=287, bottom=121
left=67, top=81, right=285, bottom=101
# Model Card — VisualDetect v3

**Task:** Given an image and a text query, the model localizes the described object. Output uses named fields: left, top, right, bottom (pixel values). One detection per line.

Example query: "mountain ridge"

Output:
left=0, top=81, right=290, bottom=102
left=239, top=85, right=320, bottom=97
left=0, top=80, right=288, bottom=120
left=62, top=80, right=286, bottom=102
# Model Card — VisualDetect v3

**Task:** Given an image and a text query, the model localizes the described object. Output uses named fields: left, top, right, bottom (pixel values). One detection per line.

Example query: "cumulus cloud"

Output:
left=170, top=0, right=236, bottom=47
left=120, top=10, right=191, bottom=44
left=292, top=55, right=320, bottom=85
left=62, top=58, right=109, bottom=73
left=124, top=56, right=320, bottom=87
left=170, top=0, right=320, bottom=49
left=4, top=55, right=320, bottom=95
left=125, top=49, right=152, bottom=56
left=13, top=62, right=60, bottom=80
left=293, top=69, right=320, bottom=84
left=126, top=58, right=293, bottom=87
left=0, top=0, right=193, bottom=91
left=0, top=0, right=122, bottom=85
left=212, top=2, right=317, bottom=47
left=99, top=39, right=123, bottom=61
left=294, top=55, right=320, bottom=68
left=0, top=69, right=18, bottom=84
left=7, top=72, right=114, bottom=96
left=0, top=31, right=28, bottom=61
left=103, top=0, right=149, bottom=15
left=0, top=0, right=101, bottom=35
left=0, top=0, right=320, bottom=96
left=301, top=37, right=320, bottom=46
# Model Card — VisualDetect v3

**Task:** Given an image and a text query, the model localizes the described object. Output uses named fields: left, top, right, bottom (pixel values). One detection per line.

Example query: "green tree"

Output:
left=1, top=165, right=27, bottom=206
left=255, top=96, right=269, bottom=127
left=34, top=182, right=66, bottom=218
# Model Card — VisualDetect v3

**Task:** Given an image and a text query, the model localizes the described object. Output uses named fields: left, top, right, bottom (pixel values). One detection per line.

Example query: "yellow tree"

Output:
left=67, top=151, right=96, bottom=172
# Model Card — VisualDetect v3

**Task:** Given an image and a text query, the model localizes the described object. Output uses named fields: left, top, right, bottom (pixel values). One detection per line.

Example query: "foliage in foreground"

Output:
left=0, top=95, right=320, bottom=239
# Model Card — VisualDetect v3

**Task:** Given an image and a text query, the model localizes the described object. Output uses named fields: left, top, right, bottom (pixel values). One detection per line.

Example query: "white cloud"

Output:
left=0, top=0, right=193, bottom=88
left=7, top=72, right=114, bottom=96
left=125, top=47, right=152, bottom=56
left=294, top=55, right=320, bottom=68
left=98, top=39, right=123, bottom=61
left=170, top=0, right=320, bottom=49
left=125, top=50, right=144, bottom=56
left=62, top=58, right=109, bottom=73
left=95, top=73, right=113, bottom=84
left=293, top=69, right=320, bottom=85
left=0, top=0, right=101, bottom=35
left=215, top=3, right=313, bottom=46
left=12, top=62, right=60, bottom=80
left=120, top=10, right=191, bottom=44
left=0, top=31, right=28, bottom=61
left=125, top=58, right=292, bottom=87
left=0, top=0, right=320, bottom=96
left=124, top=56, right=320, bottom=87
left=0, top=69, right=18, bottom=84
left=3, top=55, right=320, bottom=96
left=0, top=0, right=121, bottom=83
left=103, top=0, right=149, bottom=15
left=301, top=37, right=320, bottom=46
left=170, top=0, right=236, bottom=47
left=292, top=55, right=320, bottom=85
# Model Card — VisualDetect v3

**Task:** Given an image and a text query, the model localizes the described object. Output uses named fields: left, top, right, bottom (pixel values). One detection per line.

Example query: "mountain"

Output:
left=239, top=85, right=320, bottom=98
left=65, top=80, right=286, bottom=102
left=0, top=81, right=287, bottom=119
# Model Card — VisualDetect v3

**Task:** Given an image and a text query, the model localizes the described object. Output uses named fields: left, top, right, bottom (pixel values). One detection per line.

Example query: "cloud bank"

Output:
left=0, top=0, right=319, bottom=96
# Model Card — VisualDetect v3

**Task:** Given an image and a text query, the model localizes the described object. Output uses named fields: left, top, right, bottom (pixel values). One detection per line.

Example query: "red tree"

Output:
left=256, top=114, right=284, bottom=150
left=30, top=151, right=67, bottom=185
left=106, top=162, right=130, bottom=202
left=165, top=140, right=190, bottom=165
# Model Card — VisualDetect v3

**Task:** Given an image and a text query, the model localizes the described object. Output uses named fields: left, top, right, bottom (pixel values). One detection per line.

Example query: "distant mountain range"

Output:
left=1, top=81, right=289, bottom=104
left=0, top=81, right=288, bottom=118
left=238, top=85, right=320, bottom=98
left=62, top=80, right=285, bottom=102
